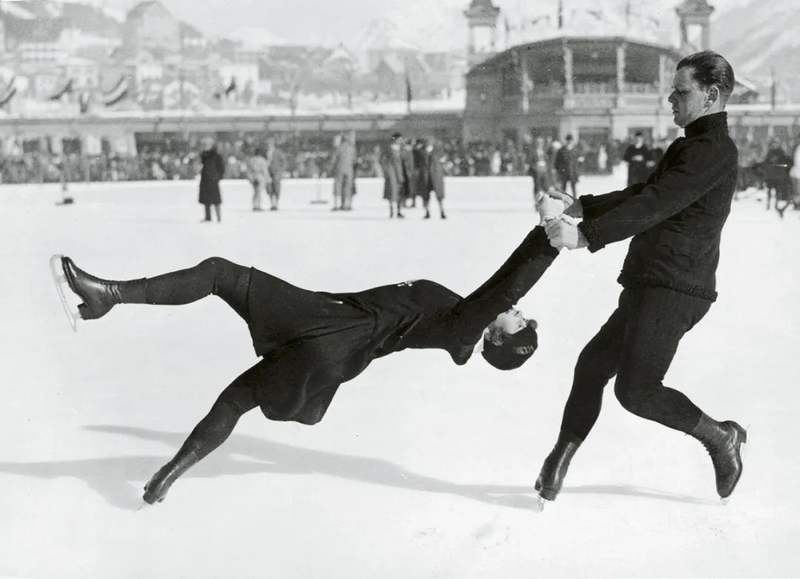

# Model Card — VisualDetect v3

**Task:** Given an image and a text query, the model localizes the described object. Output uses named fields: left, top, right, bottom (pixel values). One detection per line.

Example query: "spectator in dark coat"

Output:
left=762, top=139, right=792, bottom=215
left=529, top=136, right=551, bottom=203
left=412, top=138, right=428, bottom=205
left=401, top=139, right=416, bottom=207
left=419, top=137, right=447, bottom=220
left=624, top=131, right=651, bottom=186
left=199, top=138, right=225, bottom=222
left=554, top=134, right=581, bottom=199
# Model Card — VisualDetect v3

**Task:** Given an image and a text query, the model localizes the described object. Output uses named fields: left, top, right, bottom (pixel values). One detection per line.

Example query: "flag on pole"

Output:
left=405, top=72, right=412, bottom=113
left=770, top=68, right=777, bottom=110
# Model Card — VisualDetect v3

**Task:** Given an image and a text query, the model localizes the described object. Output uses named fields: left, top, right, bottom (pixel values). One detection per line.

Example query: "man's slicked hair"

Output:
left=677, top=51, right=735, bottom=101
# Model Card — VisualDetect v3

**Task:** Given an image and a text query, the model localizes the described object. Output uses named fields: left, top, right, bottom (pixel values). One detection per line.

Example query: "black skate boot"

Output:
left=143, top=448, right=201, bottom=504
left=690, top=414, right=747, bottom=499
left=534, top=431, right=582, bottom=501
left=61, top=257, right=144, bottom=320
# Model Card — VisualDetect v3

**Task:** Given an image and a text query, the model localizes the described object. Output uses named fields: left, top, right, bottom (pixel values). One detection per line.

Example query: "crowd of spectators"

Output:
left=2, top=133, right=798, bottom=203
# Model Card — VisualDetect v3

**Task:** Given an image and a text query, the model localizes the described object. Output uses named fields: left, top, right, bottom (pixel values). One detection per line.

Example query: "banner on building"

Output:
left=102, top=76, right=129, bottom=107
left=0, top=77, right=18, bottom=107
left=49, top=78, right=74, bottom=101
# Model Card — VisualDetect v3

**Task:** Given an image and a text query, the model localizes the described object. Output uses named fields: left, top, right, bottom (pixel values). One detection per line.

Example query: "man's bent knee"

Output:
left=613, top=376, right=656, bottom=417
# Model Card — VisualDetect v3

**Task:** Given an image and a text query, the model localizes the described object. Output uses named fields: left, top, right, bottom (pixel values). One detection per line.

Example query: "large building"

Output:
left=464, top=36, right=682, bottom=146
left=462, top=0, right=760, bottom=145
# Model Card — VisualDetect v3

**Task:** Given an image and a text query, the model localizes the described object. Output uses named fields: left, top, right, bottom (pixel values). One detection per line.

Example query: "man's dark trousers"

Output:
left=560, top=285, right=712, bottom=441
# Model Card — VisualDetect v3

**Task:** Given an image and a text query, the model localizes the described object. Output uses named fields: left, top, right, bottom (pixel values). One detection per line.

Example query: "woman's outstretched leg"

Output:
left=143, top=359, right=267, bottom=504
left=60, top=256, right=251, bottom=321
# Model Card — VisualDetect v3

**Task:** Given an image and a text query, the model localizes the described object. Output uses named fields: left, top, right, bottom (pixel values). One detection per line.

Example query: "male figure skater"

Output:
left=52, top=197, right=563, bottom=504
left=540, top=51, right=746, bottom=503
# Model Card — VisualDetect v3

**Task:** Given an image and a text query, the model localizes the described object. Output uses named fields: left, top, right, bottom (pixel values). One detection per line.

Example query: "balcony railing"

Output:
left=623, top=82, right=660, bottom=94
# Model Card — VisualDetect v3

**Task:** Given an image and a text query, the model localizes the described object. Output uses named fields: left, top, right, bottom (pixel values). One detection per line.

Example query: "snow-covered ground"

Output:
left=1, top=171, right=797, bottom=578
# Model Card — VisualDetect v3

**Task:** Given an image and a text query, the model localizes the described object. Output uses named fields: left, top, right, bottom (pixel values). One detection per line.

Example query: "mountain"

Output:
left=712, top=0, right=800, bottom=101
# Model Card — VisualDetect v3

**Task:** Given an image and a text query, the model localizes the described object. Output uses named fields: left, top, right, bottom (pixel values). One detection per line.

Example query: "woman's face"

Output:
left=490, top=308, right=534, bottom=336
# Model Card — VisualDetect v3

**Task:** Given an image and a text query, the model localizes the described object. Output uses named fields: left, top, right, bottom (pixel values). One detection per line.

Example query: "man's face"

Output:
left=668, top=67, right=711, bottom=128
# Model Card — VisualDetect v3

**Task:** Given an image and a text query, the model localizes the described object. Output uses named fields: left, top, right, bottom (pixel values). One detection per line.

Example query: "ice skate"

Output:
left=691, top=415, right=747, bottom=499
left=49, top=254, right=80, bottom=332
left=59, top=256, right=126, bottom=321
left=142, top=469, right=174, bottom=504
left=535, top=432, right=582, bottom=502
left=143, top=449, right=200, bottom=504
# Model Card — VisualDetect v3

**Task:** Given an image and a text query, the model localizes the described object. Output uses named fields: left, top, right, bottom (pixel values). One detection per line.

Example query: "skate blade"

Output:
left=49, top=254, right=80, bottom=332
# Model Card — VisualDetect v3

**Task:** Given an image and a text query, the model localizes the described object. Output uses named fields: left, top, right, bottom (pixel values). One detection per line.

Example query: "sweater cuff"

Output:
left=577, top=220, right=605, bottom=253
left=578, top=194, right=603, bottom=221
left=531, top=225, right=560, bottom=258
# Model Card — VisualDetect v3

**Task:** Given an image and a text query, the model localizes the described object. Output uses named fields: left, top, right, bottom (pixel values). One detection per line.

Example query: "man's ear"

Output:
left=706, top=85, right=720, bottom=107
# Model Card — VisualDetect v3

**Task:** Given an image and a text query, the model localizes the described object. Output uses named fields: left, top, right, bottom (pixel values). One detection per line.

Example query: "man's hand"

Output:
left=545, top=216, right=588, bottom=250
left=535, top=192, right=565, bottom=223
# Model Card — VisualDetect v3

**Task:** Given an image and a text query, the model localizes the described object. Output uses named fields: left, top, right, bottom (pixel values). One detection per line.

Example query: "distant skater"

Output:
left=51, top=197, right=564, bottom=504
left=199, top=137, right=225, bottom=222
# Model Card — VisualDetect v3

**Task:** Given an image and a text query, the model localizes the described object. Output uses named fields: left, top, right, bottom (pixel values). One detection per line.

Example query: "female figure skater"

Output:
left=52, top=219, right=559, bottom=504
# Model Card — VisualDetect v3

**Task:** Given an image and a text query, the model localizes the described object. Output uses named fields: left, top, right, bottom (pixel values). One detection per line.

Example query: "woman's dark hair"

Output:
left=677, top=51, right=735, bottom=101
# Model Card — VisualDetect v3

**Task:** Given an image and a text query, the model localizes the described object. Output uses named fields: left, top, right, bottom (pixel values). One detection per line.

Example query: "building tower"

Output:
left=464, top=0, right=501, bottom=68
left=675, top=0, right=715, bottom=53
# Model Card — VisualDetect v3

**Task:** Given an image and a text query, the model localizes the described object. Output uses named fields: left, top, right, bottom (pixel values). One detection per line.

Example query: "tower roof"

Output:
left=464, top=0, right=500, bottom=19
left=675, top=0, right=715, bottom=17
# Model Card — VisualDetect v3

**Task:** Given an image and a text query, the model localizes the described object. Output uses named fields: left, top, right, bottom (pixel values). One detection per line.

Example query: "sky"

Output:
left=88, top=0, right=752, bottom=51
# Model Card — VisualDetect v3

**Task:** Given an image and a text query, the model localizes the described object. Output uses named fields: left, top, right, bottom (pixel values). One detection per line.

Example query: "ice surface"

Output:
left=1, top=171, right=798, bottom=578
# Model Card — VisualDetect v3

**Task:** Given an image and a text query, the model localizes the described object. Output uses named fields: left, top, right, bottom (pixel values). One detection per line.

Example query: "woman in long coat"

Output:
left=381, top=135, right=405, bottom=218
left=199, top=138, right=226, bottom=222
left=419, top=138, right=447, bottom=220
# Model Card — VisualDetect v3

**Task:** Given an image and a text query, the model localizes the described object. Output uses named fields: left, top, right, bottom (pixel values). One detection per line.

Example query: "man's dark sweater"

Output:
left=578, top=112, right=738, bottom=301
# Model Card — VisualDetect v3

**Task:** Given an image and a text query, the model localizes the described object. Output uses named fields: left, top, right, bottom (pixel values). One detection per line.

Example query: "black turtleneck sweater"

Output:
left=578, top=112, right=738, bottom=301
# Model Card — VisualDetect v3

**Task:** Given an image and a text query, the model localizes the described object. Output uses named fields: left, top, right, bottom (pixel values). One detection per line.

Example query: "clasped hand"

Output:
left=534, top=192, right=587, bottom=250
